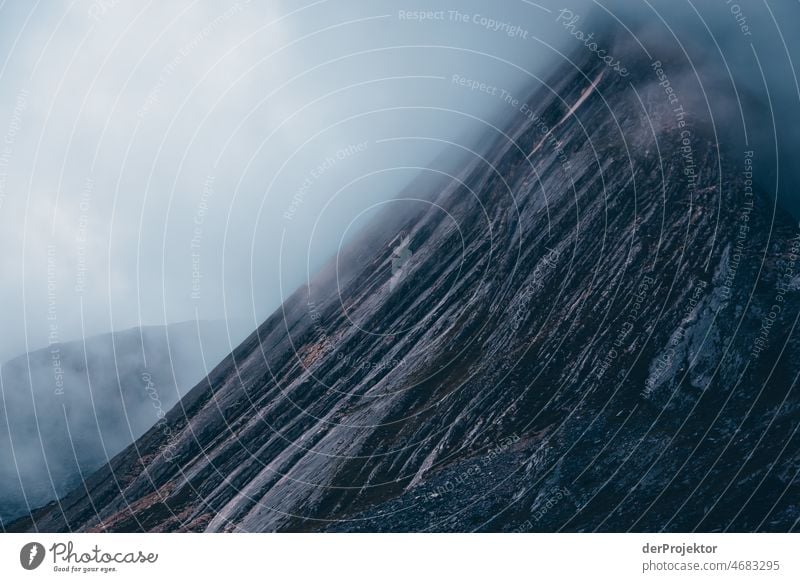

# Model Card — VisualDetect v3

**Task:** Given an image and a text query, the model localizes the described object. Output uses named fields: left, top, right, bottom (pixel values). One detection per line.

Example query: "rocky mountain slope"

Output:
left=0, top=321, right=230, bottom=526
left=10, top=36, right=800, bottom=533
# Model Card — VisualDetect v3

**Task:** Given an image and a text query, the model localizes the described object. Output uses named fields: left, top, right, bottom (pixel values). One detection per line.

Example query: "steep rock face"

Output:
left=0, top=322, right=229, bottom=526
left=12, top=44, right=800, bottom=533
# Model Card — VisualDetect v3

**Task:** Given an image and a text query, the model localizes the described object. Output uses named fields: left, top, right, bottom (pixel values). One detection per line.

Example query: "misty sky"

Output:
left=0, top=0, right=798, bottom=363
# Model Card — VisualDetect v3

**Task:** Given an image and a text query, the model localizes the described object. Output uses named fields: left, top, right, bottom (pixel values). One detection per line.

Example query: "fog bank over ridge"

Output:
left=0, top=0, right=797, bottom=365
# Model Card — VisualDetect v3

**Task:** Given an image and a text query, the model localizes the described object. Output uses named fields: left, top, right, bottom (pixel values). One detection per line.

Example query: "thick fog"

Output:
left=1, top=1, right=797, bottom=366
left=0, top=0, right=611, bottom=523
left=605, top=0, right=800, bottom=216
left=0, top=0, right=799, bottom=528
left=0, top=322, right=229, bottom=523
left=0, top=0, right=594, bottom=365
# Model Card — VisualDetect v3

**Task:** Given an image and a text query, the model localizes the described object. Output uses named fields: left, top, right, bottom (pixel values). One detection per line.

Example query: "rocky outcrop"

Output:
left=10, top=33, right=800, bottom=533
left=0, top=321, right=229, bottom=526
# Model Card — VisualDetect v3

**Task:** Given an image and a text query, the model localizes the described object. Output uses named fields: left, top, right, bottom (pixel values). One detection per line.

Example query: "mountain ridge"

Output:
left=9, top=36, right=800, bottom=533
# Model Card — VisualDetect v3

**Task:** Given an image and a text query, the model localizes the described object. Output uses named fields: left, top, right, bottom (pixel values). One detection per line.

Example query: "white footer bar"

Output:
left=1, top=534, right=796, bottom=581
